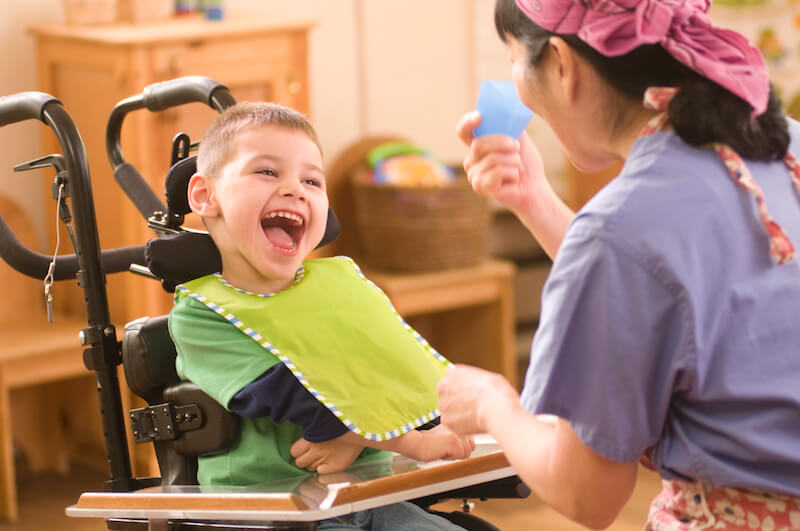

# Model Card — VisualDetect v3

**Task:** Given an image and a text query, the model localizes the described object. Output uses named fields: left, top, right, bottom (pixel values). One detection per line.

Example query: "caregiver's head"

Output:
left=494, top=0, right=788, bottom=171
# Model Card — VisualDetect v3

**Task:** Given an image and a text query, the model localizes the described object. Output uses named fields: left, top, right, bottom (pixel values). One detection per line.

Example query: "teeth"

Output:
left=265, top=210, right=303, bottom=225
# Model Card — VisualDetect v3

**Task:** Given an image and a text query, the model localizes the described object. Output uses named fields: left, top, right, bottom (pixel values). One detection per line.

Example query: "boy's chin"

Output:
left=260, top=257, right=304, bottom=279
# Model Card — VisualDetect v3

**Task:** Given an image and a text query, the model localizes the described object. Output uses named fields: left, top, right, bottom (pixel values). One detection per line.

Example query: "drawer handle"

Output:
left=287, top=77, right=302, bottom=95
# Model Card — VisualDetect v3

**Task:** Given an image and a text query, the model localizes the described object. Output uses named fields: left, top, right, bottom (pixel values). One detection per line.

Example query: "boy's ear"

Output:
left=187, top=173, right=219, bottom=218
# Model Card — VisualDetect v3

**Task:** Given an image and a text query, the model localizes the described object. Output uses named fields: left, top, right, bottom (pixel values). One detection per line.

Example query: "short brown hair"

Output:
left=196, top=101, right=321, bottom=177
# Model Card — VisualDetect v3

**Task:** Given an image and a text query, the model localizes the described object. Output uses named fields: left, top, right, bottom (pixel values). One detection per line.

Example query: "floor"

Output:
left=0, top=462, right=662, bottom=530
left=434, top=466, right=662, bottom=530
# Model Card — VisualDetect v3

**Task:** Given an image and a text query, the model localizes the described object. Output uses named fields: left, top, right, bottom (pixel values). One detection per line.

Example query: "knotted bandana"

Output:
left=514, top=0, right=769, bottom=116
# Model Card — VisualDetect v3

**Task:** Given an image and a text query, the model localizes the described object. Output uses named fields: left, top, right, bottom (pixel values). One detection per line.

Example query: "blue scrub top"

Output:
left=521, top=119, right=800, bottom=496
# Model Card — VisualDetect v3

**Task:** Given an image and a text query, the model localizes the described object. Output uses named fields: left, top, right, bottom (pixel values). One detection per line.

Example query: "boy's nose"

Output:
left=278, top=178, right=306, bottom=200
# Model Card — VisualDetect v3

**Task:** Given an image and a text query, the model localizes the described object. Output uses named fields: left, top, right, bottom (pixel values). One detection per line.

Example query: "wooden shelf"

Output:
left=0, top=316, right=90, bottom=521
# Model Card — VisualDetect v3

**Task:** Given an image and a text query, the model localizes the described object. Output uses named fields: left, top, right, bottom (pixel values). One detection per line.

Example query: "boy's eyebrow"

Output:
left=249, top=154, right=324, bottom=174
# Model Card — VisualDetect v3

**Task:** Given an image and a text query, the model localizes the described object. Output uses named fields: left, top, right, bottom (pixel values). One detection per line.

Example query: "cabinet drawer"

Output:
left=150, top=33, right=304, bottom=92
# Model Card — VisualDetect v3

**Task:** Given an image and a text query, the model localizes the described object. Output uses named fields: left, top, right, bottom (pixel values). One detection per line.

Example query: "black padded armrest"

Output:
left=164, top=382, right=240, bottom=457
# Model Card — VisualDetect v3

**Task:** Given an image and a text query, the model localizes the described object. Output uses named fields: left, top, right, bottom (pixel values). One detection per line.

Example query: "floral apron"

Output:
left=646, top=479, right=800, bottom=530
left=639, top=87, right=800, bottom=529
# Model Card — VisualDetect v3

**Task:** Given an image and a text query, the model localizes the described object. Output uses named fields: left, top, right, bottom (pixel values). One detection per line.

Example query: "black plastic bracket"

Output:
left=130, top=403, right=203, bottom=444
left=81, top=324, right=122, bottom=371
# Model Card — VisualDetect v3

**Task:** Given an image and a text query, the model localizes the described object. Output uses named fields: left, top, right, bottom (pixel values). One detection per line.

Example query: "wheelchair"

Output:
left=0, top=77, right=529, bottom=530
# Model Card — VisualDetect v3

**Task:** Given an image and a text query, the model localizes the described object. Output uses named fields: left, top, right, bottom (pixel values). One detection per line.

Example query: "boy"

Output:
left=168, top=102, right=473, bottom=530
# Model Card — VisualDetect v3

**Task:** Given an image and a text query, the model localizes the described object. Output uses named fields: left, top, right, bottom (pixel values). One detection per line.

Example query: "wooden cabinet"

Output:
left=30, top=17, right=312, bottom=475
left=31, top=16, right=312, bottom=325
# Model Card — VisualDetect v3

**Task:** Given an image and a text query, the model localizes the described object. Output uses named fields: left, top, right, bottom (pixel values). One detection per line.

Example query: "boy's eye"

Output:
left=303, top=178, right=322, bottom=188
left=256, top=168, right=277, bottom=177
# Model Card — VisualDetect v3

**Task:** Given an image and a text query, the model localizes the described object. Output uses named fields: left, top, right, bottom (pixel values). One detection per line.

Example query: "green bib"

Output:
left=176, top=256, right=450, bottom=441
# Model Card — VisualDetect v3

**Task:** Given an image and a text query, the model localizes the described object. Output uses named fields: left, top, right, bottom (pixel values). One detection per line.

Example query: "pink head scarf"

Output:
left=514, top=0, right=769, bottom=115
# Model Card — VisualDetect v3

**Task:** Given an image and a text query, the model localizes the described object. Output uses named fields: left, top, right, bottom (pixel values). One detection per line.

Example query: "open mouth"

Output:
left=261, top=210, right=306, bottom=254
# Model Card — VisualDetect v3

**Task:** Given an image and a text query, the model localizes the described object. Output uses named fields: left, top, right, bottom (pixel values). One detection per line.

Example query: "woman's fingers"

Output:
left=456, top=111, right=482, bottom=146
left=467, top=153, right=522, bottom=195
left=463, top=135, right=520, bottom=171
left=463, top=136, right=523, bottom=198
left=438, top=365, right=493, bottom=435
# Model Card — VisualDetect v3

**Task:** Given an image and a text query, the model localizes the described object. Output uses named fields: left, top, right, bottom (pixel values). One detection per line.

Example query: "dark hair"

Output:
left=494, top=0, right=789, bottom=161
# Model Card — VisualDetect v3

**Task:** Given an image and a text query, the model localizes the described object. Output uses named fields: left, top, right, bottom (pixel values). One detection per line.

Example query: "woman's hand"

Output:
left=437, top=364, right=519, bottom=435
left=290, top=434, right=364, bottom=474
left=456, top=111, right=547, bottom=217
left=456, top=111, right=574, bottom=260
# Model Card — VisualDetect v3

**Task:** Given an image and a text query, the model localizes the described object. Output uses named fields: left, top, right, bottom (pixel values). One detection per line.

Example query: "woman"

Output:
left=437, top=0, right=800, bottom=529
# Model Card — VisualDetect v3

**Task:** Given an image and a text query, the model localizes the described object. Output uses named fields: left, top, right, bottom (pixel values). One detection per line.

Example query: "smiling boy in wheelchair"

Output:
left=168, top=101, right=474, bottom=530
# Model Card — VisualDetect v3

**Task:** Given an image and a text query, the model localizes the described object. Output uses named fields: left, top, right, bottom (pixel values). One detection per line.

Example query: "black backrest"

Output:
left=122, top=316, right=180, bottom=404
left=122, top=315, right=239, bottom=486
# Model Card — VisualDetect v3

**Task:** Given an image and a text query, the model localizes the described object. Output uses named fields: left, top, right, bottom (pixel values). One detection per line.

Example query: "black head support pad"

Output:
left=146, top=155, right=340, bottom=291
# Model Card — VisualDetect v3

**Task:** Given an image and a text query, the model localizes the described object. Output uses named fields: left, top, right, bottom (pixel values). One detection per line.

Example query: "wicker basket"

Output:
left=352, top=168, right=490, bottom=272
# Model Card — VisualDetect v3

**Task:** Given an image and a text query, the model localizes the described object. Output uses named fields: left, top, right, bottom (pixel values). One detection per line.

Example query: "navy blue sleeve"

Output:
left=228, top=363, right=348, bottom=443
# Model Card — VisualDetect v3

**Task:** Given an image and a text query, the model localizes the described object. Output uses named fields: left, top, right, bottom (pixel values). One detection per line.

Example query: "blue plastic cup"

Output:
left=473, top=80, right=534, bottom=139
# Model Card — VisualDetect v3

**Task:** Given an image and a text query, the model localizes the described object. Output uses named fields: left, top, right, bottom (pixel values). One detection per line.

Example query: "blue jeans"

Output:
left=317, top=501, right=465, bottom=530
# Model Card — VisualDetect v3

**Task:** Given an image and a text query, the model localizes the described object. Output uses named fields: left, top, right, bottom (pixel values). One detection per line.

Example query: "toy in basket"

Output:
left=352, top=141, right=490, bottom=272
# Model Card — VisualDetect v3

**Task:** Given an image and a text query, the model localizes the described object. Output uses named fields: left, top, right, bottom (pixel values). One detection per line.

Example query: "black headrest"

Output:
left=149, top=155, right=340, bottom=291
left=164, top=155, right=197, bottom=223
left=146, top=232, right=221, bottom=291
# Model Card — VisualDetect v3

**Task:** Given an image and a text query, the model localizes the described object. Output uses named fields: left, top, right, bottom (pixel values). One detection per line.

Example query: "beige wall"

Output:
left=0, top=0, right=568, bottom=250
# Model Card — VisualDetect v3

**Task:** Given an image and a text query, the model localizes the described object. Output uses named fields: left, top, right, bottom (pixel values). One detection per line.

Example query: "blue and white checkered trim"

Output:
left=213, top=267, right=305, bottom=296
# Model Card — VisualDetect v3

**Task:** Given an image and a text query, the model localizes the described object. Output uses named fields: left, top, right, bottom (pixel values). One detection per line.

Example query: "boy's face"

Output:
left=191, top=124, right=328, bottom=291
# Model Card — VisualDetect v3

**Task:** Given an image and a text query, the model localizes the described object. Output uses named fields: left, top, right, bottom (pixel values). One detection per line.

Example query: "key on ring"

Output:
left=44, top=283, right=54, bottom=323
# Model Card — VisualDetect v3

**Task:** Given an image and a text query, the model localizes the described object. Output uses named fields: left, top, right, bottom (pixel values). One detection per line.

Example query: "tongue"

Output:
left=264, top=226, right=295, bottom=249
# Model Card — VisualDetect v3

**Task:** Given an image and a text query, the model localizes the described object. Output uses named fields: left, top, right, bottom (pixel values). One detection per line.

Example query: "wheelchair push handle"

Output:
left=0, top=92, right=146, bottom=281
left=0, top=226, right=145, bottom=281
left=0, top=91, right=60, bottom=127
left=0, top=90, right=147, bottom=491
left=0, top=91, right=91, bottom=281
left=106, top=76, right=235, bottom=222
left=142, top=75, right=236, bottom=112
